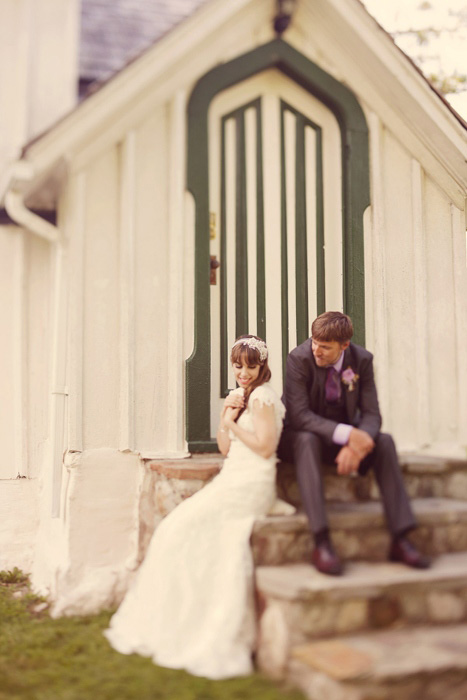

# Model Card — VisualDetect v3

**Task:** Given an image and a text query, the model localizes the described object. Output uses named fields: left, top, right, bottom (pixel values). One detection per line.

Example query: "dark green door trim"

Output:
left=186, top=38, right=370, bottom=452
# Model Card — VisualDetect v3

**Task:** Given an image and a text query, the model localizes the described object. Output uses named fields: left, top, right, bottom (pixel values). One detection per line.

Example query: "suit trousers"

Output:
left=278, top=429, right=417, bottom=537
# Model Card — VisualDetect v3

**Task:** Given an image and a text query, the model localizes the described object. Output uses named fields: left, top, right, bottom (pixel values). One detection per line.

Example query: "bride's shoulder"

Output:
left=250, top=383, right=284, bottom=412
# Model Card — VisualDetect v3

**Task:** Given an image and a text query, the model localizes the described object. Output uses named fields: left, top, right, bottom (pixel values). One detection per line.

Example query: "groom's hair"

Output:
left=311, top=311, right=353, bottom=343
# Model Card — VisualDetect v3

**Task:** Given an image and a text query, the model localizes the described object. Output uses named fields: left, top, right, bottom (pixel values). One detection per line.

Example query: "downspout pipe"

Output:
left=5, top=164, right=67, bottom=518
left=5, top=189, right=59, bottom=244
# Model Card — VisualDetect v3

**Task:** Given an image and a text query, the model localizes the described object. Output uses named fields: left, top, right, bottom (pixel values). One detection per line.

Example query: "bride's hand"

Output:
left=223, top=392, right=245, bottom=411
left=223, top=406, right=240, bottom=426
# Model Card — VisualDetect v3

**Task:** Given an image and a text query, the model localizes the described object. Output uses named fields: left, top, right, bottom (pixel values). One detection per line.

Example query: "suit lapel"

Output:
left=308, top=344, right=326, bottom=410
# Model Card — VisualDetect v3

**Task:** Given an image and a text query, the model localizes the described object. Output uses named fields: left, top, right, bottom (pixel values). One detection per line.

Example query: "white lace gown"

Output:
left=104, top=383, right=285, bottom=679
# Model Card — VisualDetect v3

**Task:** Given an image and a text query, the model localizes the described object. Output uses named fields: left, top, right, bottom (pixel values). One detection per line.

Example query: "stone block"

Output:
left=287, top=624, right=467, bottom=700
left=293, top=598, right=369, bottom=639
left=427, top=590, right=466, bottom=623
left=292, top=640, right=374, bottom=681
left=333, top=529, right=389, bottom=562
left=446, top=472, right=467, bottom=500
left=335, top=600, right=369, bottom=635
left=368, top=596, right=401, bottom=628
left=399, top=592, right=428, bottom=622
left=256, top=601, right=292, bottom=679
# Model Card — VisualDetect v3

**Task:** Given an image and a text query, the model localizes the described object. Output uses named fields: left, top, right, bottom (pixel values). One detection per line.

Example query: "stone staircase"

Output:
left=144, top=453, right=467, bottom=699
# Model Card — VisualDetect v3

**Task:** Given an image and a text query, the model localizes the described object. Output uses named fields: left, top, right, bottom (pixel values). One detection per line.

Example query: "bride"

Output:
left=104, top=335, right=286, bottom=679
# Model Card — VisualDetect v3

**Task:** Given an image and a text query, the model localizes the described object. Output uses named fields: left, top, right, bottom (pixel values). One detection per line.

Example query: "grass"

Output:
left=0, top=572, right=305, bottom=700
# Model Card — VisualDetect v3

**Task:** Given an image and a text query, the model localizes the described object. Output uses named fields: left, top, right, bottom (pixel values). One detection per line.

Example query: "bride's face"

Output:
left=233, top=359, right=261, bottom=389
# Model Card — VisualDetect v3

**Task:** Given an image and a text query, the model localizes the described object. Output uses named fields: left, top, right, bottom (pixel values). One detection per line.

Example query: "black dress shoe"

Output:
left=389, top=536, right=431, bottom=569
left=311, top=540, right=343, bottom=576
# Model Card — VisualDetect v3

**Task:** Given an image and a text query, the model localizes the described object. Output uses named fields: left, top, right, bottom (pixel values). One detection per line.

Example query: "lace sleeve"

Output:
left=249, top=384, right=286, bottom=425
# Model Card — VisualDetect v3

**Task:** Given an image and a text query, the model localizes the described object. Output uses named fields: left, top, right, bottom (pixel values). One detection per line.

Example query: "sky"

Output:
left=361, top=0, right=467, bottom=119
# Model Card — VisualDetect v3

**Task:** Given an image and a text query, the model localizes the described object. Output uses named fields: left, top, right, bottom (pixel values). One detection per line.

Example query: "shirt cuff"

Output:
left=332, top=423, right=353, bottom=445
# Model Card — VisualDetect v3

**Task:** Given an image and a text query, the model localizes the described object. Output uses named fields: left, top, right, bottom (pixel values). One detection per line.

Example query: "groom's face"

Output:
left=312, top=338, right=349, bottom=367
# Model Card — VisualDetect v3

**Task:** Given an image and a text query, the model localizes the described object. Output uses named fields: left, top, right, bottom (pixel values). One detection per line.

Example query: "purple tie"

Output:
left=325, top=367, right=341, bottom=403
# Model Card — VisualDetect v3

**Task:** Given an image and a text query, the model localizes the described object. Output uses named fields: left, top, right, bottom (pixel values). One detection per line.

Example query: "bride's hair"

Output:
left=230, top=335, right=271, bottom=419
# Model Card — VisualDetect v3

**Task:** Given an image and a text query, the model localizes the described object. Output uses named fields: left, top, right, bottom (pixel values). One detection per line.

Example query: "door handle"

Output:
left=210, top=255, right=220, bottom=285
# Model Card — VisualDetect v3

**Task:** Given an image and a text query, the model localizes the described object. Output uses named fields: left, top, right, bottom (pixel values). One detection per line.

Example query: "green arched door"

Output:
left=186, top=40, right=369, bottom=452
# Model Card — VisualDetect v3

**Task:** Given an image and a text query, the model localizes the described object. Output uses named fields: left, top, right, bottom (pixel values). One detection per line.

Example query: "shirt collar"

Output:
left=331, top=351, right=345, bottom=373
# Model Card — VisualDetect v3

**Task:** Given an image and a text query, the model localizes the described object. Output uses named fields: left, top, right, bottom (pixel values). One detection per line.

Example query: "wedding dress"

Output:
left=104, top=382, right=286, bottom=679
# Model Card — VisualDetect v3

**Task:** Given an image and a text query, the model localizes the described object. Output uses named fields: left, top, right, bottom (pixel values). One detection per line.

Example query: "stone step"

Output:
left=287, top=624, right=467, bottom=700
left=252, top=497, right=467, bottom=565
left=277, top=454, right=467, bottom=506
left=255, top=552, right=467, bottom=678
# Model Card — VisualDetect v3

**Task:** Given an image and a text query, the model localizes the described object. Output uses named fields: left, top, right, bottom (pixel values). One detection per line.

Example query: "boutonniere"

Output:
left=341, top=367, right=359, bottom=392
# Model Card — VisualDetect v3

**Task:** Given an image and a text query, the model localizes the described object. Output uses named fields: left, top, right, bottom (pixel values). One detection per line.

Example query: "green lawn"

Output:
left=0, top=570, right=304, bottom=700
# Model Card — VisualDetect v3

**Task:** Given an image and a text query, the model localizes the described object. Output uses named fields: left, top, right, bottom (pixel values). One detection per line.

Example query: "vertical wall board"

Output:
left=365, top=111, right=390, bottom=428
left=82, top=147, right=121, bottom=449
left=66, top=171, right=86, bottom=453
left=424, top=176, right=458, bottom=445
left=132, top=108, right=170, bottom=452
left=381, top=131, right=417, bottom=446
left=26, top=233, right=52, bottom=478
left=0, top=226, right=21, bottom=477
left=451, top=205, right=467, bottom=447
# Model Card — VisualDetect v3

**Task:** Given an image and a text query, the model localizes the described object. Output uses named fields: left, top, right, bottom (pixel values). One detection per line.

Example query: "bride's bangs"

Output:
left=230, top=343, right=262, bottom=367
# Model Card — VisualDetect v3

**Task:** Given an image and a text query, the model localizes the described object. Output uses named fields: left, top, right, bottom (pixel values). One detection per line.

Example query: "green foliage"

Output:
left=0, top=577, right=304, bottom=700
left=0, top=567, right=29, bottom=584
left=428, top=71, right=467, bottom=96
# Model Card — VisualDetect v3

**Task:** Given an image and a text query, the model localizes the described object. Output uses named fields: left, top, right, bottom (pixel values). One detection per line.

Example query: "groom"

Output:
left=279, top=311, right=430, bottom=576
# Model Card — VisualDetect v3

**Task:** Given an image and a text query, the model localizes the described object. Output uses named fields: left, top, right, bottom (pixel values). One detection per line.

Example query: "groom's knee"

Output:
left=292, top=431, right=323, bottom=462
left=374, top=432, right=396, bottom=455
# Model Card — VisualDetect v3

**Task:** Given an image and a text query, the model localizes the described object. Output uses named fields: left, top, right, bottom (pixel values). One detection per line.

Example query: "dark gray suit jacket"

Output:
left=282, top=339, right=382, bottom=445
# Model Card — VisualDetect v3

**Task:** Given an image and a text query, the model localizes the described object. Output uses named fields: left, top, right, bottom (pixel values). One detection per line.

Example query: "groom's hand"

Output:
left=335, top=446, right=360, bottom=475
left=348, top=428, right=374, bottom=461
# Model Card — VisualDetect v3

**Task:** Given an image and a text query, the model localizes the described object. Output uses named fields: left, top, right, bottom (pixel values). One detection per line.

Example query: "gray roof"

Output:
left=80, top=0, right=209, bottom=82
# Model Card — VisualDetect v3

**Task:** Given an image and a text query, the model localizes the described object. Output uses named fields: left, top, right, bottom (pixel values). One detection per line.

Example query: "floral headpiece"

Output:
left=232, top=337, right=268, bottom=362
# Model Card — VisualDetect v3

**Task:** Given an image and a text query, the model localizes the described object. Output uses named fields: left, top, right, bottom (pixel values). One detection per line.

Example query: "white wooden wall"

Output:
left=2, top=0, right=466, bottom=488
left=62, top=101, right=466, bottom=458
left=0, top=226, right=51, bottom=479
left=66, top=106, right=174, bottom=456
left=364, top=122, right=467, bottom=453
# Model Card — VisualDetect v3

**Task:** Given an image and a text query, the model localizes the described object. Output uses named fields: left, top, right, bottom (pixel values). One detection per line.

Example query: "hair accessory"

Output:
left=232, top=337, right=268, bottom=362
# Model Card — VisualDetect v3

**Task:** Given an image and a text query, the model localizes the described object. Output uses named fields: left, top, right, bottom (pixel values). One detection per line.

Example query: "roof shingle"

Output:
left=80, top=0, right=209, bottom=82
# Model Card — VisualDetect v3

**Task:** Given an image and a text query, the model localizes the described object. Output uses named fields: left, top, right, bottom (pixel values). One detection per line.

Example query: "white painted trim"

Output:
left=262, top=93, right=283, bottom=393
left=21, top=0, right=261, bottom=171
left=321, top=104, right=343, bottom=312
left=118, top=131, right=136, bottom=452
left=312, top=0, right=467, bottom=154
left=208, top=94, right=222, bottom=432
left=411, top=160, right=430, bottom=447
left=297, top=1, right=467, bottom=201
left=16, top=0, right=466, bottom=208
left=245, top=107, right=258, bottom=335
left=305, top=125, right=317, bottom=324
left=284, top=109, right=297, bottom=352
left=166, top=91, right=188, bottom=454
left=225, top=117, right=237, bottom=390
